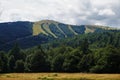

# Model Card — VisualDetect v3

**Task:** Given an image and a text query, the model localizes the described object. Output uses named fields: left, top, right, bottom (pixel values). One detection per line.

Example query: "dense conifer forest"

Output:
left=0, top=31, right=120, bottom=73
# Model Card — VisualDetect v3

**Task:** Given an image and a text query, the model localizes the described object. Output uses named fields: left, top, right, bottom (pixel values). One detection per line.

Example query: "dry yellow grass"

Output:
left=32, top=22, right=48, bottom=36
left=0, top=73, right=120, bottom=80
left=85, top=26, right=95, bottom=33
left=33, top=20, right=58, bottom=38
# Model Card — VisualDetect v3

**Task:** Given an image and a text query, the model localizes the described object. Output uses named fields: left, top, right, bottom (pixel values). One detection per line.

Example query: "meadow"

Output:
left=0, top=73, right=120, bottom=80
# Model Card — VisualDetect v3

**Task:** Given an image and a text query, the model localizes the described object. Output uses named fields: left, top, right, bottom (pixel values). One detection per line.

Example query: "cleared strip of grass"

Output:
left=42, top=23, right=57, bottom=38
left=33, top=22, right=48, bottom=36
left=0, top=73, right=120, bottom=80
left=85, top=25, right=95, bottom=33
left=55, top=23, right=67, bottom=38
left=68, top=25, right=78, bottom=35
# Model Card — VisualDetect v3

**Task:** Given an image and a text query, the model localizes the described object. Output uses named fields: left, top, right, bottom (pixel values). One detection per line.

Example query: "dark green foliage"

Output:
left=25, top=46, right=50, bottom=72
left=0, top=51, right=8, bottom=73
left=0, top=31, right=120, bottom=73
left=0, top=21, right=33, bottom=45
left=80, top=39, right=91, bottom=54
left=8, top=55, right=15, bottom=72
left=51, top=54, right=64, bottom=72
left=91, top=45, right=120, bottom=73
left=63, top=48, right=83, bottom=72
left=8, top=43, right=23, bottom=60
left=71, top=25, right=85, bottom=34
left=8, top=43, right=26, bottom=72
left=58, top=23, right=74, bottom=37
left=14, top=60, right=25, bottom=72
left=43, top=31, right=120, bottom=49
left=30, top=50, right=47, bottom=72
left=24, top=55, right=33, bottom=72
left=78, top=54, right=94, bottom=72
left=49, top=23, right=65, bottom=38
left=0, top=21, right=119, bottom=51
left=0, top=59, right=3, bottom=72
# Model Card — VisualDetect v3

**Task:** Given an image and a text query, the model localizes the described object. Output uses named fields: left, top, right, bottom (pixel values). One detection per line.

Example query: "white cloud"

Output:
left=94, top=22, right=105, bottom=26
left=98, top=8, right=115, bottom=16
left=92, top=0, right=117, bottom=6
left=0, top=0, right=120, bottom=28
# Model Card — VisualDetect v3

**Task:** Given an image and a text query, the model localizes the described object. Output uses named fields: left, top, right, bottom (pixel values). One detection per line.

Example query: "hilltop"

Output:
left=0, top=20, right=118, bottom=50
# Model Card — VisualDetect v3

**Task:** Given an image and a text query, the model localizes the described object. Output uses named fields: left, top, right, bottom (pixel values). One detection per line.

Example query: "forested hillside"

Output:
left=0, top=20, right=117, bottom=51
left=0, top=31, right=120, bottom=73
left=43, top=30, right=120, bottom=49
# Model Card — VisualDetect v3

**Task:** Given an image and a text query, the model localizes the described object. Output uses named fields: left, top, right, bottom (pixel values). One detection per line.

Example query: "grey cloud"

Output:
left=0, top=0, right=120, bottom=28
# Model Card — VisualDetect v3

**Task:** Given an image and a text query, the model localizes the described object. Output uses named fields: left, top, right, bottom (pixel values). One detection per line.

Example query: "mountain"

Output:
left=32, top=20, right=115, bottom=38
left=0, top=20, right=118, bottom=51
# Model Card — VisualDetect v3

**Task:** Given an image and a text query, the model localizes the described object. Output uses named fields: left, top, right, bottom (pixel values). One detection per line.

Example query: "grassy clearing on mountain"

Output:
left=0, top=73, right=120, bottom=80
left=33, top=22, right=48, bottom=36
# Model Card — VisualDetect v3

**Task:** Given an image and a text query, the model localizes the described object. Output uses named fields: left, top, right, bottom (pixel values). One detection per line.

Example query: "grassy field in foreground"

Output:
left=0, top=73, right=120, bottom=80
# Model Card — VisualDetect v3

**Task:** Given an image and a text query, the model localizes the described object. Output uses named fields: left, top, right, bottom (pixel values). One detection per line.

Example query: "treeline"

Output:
left=0, top=42, right=120, bottom=73
left=0, top=31, right=120, bottom=73
left=43, top=31, right=120, bottom=49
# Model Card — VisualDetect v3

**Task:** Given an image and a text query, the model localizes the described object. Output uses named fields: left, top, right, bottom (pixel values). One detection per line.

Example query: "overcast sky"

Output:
left=0, top=0, right=120, bottom=28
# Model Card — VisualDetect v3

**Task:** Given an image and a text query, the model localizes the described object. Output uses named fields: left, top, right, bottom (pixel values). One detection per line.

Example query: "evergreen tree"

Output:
left=78, top=54, right=94, bottom=72
left=8, top=55, right=15, bottom=72
left=0, top=59, right=3, bottom=72
left=0, top=51, right=8, bottom=73
left=63, top=48, right=82, bottom=72
left=91, top=45, right=120, bottom=73
left=30, top=46, right=49, bottom=72
left=15, top=60, right=24, bottom=72
left=51, top=54, right=64, bottom=72
left=24, top=54, right=33, bottom=72
left=8, top=43, right=23, bottom=60
left=80, top=39, right=90, bottom=54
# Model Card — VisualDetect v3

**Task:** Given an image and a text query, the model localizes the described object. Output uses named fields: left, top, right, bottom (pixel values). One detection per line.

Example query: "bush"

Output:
left=90, top=65, right=104, bottom=73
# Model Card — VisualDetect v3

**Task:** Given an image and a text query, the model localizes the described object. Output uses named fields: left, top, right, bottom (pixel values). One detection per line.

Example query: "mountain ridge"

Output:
left=0, top=20, right=119, bottom=51
left=32, top=20, right=118, bottom=38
